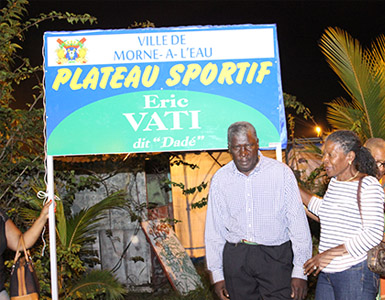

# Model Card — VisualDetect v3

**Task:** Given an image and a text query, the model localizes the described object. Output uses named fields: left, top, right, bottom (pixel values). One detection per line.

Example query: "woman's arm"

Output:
left=303, top=244, right=348, bottom=276
left=5, top=200, right=52, bottom=251
left=299, top=186, right=314, bottom=207
left=345, top=178, right=385, bottom=256
left=299, top=186, right=321, bottom=222
left=305, top=206, right=320, bottom=222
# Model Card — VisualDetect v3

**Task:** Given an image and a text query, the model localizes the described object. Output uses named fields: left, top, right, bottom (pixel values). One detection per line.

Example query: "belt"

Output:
left=240, top=239, right=259, bottom=245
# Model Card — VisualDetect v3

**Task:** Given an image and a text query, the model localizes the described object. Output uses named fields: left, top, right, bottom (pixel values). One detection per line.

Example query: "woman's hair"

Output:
left=326, top=130, right=379, bottom=177
left=227, top=121, right=257, bottom=145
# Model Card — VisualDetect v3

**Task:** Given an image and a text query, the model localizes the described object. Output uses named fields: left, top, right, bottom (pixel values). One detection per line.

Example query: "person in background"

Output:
left=0, top=200, right=53, bottom=300
left=300, top=130, right=384, bottom=300
left=365, top=138, right=385, bottom=184
left=364, top=138, right=385, bottom=300
left=205, top=121, right=312, bottom=300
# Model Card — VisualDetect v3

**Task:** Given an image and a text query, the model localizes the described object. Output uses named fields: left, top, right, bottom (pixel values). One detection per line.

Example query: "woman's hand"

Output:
left=303, top=245, right=348, bottom=276
left=39, top=199, right=55, bottom=221
left=303, top=251, right=333, bottom=276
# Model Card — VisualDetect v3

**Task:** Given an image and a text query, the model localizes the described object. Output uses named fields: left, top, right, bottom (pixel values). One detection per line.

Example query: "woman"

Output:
left=300, top=130, right=384, bottom=300
left=0, top=200, right=52, bottom=300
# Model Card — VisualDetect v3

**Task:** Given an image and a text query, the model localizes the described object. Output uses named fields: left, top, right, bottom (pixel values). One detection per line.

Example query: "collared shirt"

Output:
left=205, top=153, right=312, bottom=283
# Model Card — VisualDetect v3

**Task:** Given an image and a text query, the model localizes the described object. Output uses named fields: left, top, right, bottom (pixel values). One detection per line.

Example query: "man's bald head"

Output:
left=365, top=138, right=385, bottom=178
left=365, top=138, right=385, bottom=150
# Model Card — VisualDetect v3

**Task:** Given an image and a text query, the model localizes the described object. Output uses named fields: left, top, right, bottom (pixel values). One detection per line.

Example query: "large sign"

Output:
left=44, top=24, right=287, bottom=155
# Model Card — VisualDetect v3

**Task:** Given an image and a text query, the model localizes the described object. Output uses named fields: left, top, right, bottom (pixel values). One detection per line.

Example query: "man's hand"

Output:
left=214, top=280, right=230, bottom=300
left=291, top=278, right=307, bottom=300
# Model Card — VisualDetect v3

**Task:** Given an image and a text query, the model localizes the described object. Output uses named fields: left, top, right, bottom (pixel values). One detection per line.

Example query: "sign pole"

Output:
left=47, top=155, right=59, bottom=300
left=269, top=142, right=282, bottom=162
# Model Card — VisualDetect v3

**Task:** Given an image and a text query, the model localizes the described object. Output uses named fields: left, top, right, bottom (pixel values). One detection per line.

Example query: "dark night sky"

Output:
left=13, top=0, right=385, bottom=136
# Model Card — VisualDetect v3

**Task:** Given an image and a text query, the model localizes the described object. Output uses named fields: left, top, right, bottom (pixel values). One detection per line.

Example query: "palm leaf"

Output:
left=302, top=142, right=323, bottom=156
left=368, top=34, right=385, bottom=82
left=67, top=270, right=126, bottom=300
left=64, top=190, right=127, bottom=248
left=367, top=34, right=385, bottom=133
left=320, top=27, right=385, bottom=138
left=325, top=97, right=369, bottom=140
left=55, top=198, right=67, bottom=246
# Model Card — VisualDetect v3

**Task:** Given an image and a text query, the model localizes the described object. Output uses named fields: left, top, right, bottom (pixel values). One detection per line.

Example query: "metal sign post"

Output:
left=47, top=155, right=58, bottom=300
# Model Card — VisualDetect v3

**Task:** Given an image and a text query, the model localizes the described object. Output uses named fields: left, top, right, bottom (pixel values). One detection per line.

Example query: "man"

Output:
left=205, top=121, right=312, bottom=300
left=364, top=137, right=385, bottom=300
left=365, top=137, right=385, bottom=182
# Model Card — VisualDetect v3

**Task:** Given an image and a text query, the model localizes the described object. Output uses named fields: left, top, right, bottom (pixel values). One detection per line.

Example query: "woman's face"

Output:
left=322, top=140, right=354, bottom=180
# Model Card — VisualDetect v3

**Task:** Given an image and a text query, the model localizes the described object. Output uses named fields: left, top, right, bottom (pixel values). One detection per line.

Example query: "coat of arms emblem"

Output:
left=56, top=38, right=87, bottom=64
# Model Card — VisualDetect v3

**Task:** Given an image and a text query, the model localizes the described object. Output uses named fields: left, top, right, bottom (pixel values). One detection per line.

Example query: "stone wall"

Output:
left=73, top=171, right=154, bottom=291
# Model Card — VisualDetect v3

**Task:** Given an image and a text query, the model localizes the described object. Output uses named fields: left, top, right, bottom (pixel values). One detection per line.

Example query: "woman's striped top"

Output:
left=308, top=176, right=384, bottom=273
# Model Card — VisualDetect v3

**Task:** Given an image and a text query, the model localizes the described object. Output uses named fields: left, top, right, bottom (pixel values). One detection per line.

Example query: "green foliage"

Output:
left=15, top=186, right=128, bottom=299
left=283, top=92, right=319, bottom=141
left=0, top=1, right=128, bottom=299
left=0, top=0, right=97, bottom=105
left=320, top=27, right=385, bottom=141
left=165, top=176, right=208, bottom=211
left=283, top=92, right=314, bottom=121
left=296, top=163, right=328, bottom=197
left=58, top=191, right=127, bottom=248
left=284, top=94, right=328, bottom=198
left=190, top=197, right=208, bottom=209
left=288, top=139, right=328, bottom=198
left=170, top=159, right=199, bottom=170
left=68, top=270, right=126, bottom=300
left=0, top=106, right=44, bottom=208
left=143, top=154, right=208, bottom=212
left=130, top=256, right=145, bottom=263
left=166, top=180, right=207, bottom=195
left=0, top=0, right=98, bottom=211
left=130, top=20, right=155, bottom=29
left=55, top=194, right=128, bottom=300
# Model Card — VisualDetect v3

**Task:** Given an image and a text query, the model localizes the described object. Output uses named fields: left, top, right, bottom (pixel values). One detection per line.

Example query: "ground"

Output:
left=122, top=259, right=317, bottom=299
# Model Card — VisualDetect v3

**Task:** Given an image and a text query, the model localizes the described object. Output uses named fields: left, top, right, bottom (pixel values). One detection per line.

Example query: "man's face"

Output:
left=229, top=130, right=259, bottom=176
left=370, top=146, right=385, bottom=178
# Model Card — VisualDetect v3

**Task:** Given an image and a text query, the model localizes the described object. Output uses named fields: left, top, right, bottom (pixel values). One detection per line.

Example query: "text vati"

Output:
left=123, top=94, right=201, bottom=132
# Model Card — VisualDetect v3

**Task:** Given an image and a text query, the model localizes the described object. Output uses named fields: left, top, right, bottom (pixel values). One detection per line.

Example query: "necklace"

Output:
left=346, top=171, right=360, bottom=182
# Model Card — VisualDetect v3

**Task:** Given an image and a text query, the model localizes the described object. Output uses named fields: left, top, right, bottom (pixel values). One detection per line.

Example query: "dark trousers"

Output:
left=223, top=241, right=293, bottom=300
